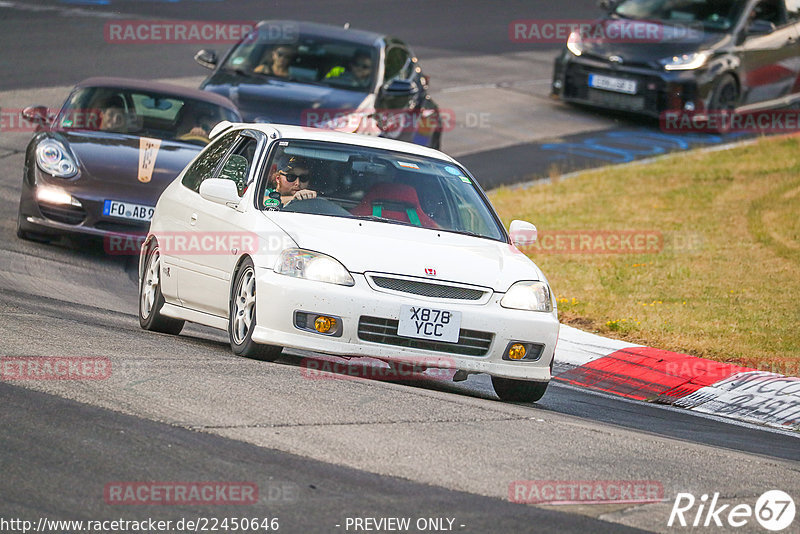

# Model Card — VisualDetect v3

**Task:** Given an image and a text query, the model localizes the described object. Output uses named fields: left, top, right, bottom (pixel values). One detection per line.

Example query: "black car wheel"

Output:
left=491, top=376, right=549, bottom=403
left=709, top=73, right=739, bottom=112
left=229, top=257, right=282, bottom=361
left=139, top=243, right=185, bottom=335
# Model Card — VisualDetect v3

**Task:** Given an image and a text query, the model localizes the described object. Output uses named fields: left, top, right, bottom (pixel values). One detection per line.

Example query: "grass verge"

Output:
left=490, top=135, right=800, bottom=376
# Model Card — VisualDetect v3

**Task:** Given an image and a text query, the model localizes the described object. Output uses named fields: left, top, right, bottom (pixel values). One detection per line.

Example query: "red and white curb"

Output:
left=554, top=325, right=800, bottom=432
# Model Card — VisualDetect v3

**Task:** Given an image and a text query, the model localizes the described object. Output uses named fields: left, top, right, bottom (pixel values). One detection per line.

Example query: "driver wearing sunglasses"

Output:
left=268, top=155, right=317, bottom=205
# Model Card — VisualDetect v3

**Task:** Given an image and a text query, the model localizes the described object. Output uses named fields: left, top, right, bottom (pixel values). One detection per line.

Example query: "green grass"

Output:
left=490, top=135, right=800, bottom=376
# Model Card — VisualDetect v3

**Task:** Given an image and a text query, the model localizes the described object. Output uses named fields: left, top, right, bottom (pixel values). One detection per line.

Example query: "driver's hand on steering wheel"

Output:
left=292, top=189, right=317, bottom=201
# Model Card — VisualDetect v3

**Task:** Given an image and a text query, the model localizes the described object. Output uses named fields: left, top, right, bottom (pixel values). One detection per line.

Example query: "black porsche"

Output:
left=17, top=77, right=240, bottom=243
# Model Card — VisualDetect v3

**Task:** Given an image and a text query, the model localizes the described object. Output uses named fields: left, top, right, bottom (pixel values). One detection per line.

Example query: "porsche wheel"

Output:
left=491, top=376, right=548, bottom=403
left=139, top=244, right=184, bottom=335
left=229, top=257, right=282, bottom=361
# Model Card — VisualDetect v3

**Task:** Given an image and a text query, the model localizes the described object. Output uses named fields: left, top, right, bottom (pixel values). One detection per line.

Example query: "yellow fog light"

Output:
left=508, top=343, right=527, bottom=360
left=314, top=316, right=336, bottom=333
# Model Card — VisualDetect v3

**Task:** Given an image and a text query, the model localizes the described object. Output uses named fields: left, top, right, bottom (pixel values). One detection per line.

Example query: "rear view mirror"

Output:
left=21, top=106, right=51, bottom=127
left=509, top=220, right=538, bottom=248
left=382, top=79, right=418, bottom=96
left=746, top=19, right=775, bottom=35
left=200, top=178, right=241, bottom=207
left=194, top=49, right=218, bottom=69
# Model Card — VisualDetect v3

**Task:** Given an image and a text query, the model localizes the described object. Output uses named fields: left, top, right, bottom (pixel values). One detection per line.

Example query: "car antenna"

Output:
left=343, top=22, right=350, bottom=29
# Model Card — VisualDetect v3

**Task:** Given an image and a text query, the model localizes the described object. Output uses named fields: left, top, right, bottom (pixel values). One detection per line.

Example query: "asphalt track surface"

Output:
left=0, top=2, right=798, bottom=533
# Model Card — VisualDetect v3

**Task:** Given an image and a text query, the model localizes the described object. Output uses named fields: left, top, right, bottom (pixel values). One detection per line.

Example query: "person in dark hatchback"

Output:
left=254, top=45, right=297, bottom=77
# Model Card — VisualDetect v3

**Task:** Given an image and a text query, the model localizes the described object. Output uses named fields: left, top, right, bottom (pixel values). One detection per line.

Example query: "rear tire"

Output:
left=491, top=376, right=549, bottom=403
left=229, top=257, right=282, bottom=361
left=139, top=244, right=184, bottom=335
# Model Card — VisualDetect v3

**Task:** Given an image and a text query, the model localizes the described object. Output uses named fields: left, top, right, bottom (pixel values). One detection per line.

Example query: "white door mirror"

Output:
left=199, top=178, right=240, bottom=207
left=509, top=220, right=537, bottom=248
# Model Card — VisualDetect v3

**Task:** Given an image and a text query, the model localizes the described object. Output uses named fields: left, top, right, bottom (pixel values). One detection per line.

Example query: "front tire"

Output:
left=491, top=376, right=549, bottom=403
left=229, top=257, right=282, bottom=361
left=139, top=244, right=184, bottom=335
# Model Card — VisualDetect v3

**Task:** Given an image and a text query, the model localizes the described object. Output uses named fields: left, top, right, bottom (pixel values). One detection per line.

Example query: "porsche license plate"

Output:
left=103, top=200, right=154, bottom=222
left=397, top=305, right=461, bottom=343
left=588, top=74, right=637, bottom=95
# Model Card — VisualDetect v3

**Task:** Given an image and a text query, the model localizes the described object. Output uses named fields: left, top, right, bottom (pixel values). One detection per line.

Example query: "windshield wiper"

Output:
left=352, top=215, right=417, bottom=227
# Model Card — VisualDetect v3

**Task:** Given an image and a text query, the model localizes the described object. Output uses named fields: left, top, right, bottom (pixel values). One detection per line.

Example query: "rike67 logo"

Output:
left=669, top=490, right=795, bottom=531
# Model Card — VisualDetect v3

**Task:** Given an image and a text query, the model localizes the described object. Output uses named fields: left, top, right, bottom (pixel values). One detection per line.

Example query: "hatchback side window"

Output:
left=383, top=45, right=410, bottom=82
left=181, top=131, right=238, bottom=192
left=216, top=136, right=259, bottom=196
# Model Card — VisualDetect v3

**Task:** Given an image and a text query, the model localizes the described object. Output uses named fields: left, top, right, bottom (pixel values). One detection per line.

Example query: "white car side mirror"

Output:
left=199, top=178, right=240, bottom=207
left=509, top=220, right=537, bottom=247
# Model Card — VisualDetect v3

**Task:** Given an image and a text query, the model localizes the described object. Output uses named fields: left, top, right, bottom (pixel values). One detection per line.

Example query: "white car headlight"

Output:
left=35, top=138, right=78, bottom=178
left=567, top=30, right=583, bottom=57
left=501, top=281, right=553, bottom=312
left=659, top=51, right=710, bottom=71
left=275, top=249, right=355, bottom=286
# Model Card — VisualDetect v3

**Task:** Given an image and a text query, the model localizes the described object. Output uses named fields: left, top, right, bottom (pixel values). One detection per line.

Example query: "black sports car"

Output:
left=17, top=77, right=240, bottom=242
left=195, top=20, right=444, bottom=148
left=552, top=0, right=800, bottom=118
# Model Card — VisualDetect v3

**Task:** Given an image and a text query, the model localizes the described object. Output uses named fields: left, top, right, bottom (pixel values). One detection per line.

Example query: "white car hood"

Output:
left=264, top=212, right=543, bottom=292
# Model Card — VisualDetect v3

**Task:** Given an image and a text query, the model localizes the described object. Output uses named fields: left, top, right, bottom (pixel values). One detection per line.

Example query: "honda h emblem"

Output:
left=425, top=268, right=436, bottom=276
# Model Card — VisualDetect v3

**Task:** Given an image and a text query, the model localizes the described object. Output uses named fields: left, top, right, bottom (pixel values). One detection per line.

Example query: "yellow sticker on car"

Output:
left=138, top=137, right=161, bottom=183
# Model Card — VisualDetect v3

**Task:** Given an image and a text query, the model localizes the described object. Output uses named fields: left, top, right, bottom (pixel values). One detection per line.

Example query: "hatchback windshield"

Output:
left=258, top=141, right=506, bottom=242
left=222, top=32, right=377, bottom=91
left=56, top=87, right=239, bottom=145
left=614, top=0, right=749, bottom=31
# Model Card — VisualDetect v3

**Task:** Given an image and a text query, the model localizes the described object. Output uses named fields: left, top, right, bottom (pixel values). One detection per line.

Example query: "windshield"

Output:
left=613, top=0, right=749, bottom=31
left=222, top=31, right=377, bottom=91
left=55, top=87, right=239, bottom=146
left=258, top=140, right=506, bottom=242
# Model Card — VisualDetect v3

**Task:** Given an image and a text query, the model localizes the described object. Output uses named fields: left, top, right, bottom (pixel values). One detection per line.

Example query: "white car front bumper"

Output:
left=252, top=270, right=559, bottom=381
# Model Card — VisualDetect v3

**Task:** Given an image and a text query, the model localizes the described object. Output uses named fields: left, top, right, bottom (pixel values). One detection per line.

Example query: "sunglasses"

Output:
left=353, top=62, right=372, bottom=69
left=280, top=170, right=310, bottom=183
left=274, top=51, right=295, bottom=58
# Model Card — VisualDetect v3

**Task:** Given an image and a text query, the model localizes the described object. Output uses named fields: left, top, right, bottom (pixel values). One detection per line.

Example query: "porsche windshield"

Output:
left=259, top=141, right=506, bottom=242
left=55, top=87, right=238, bottom=145
left=222, top=32, right=377, bottom=91
left=613, top=0, right=749, bottom=31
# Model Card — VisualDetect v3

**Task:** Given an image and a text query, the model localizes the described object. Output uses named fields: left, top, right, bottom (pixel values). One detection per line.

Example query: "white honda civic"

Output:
left=138, top=122, right=559, bottom=402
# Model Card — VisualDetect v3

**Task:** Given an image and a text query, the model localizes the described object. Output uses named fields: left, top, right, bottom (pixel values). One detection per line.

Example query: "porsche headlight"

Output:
left=35, top=185, right=79, bottom=206
left=275, top=249, right=355, bottom=286
left=659, top=51, right=710, bottom=71
left=501, top=281, right=553, bottom=312
left=567, top=30, right=583, bottom=57
left=35, top=138, right=78, bottom=178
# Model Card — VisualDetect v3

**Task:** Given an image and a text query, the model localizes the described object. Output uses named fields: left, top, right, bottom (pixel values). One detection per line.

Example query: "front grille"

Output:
left=370, top=275, right=487, bottom=301
left=564, top=63, right=665, bottom=114
left=358, top=315, right=493, bottom=356
left=38, top=203, right=86, bottom=225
